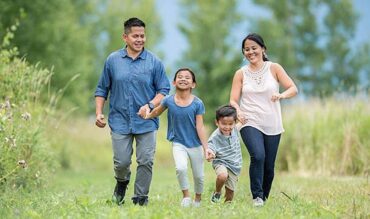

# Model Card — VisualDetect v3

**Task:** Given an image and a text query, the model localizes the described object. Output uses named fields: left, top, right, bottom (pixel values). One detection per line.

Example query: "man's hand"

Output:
left=95, top=114, right=106, bottom=128
left=137, top=104, right=150, bottom=118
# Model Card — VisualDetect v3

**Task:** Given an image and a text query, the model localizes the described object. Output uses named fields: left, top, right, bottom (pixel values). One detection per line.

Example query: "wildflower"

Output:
left=18, top=160, right=27, bottom=168
left=5, top=99, right=11, bottom=109
left=21, top=112, right=31, bottom=121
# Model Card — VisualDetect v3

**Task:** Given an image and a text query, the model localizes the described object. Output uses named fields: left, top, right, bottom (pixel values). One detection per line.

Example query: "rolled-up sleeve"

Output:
left=94, top=59, right=111, bottom=99
left=153, top=60, right=170, bottom=95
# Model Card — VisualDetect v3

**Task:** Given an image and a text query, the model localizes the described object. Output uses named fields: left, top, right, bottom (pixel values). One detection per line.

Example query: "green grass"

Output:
left=1, top=167, right=369, bottom=218
left=1, top=118, right=369, bottom=218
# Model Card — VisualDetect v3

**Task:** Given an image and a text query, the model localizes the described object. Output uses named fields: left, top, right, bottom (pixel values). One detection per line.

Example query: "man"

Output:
left=95, top=17, right=170, bottom=206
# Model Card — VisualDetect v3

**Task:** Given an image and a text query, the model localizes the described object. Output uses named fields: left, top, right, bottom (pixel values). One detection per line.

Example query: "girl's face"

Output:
left=173, top=70, right=195, bottom=90
left=243, top=39, right=264, bottom=64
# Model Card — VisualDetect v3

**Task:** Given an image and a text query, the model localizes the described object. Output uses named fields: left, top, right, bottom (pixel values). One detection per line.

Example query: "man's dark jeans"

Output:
left=240, top=126, right=281, bottom=200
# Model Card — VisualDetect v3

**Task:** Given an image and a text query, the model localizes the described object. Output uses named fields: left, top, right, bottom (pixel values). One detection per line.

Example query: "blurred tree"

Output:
left=96, top=0, right=163, bottom=60
left=0, top=0, right=164, bottom=113
left=0, top=0, right=97, bottom=111
left=251, top=0, right=370, bottom=96
left=178, top=0, right=243, bottom=124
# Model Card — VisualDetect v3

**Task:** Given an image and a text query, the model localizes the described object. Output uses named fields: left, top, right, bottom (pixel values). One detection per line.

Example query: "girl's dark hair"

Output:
left=241, top=33, right=269, bottom=61
left=216, top=105, right=237, bottom=121
left=173, top=68, right=196, bottom=83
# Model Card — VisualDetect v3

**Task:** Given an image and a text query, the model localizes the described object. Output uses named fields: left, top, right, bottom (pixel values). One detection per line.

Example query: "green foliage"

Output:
left=0, top=0, right=97, bottom=112
left=251, top=0, right=370, bottom=96
left=178, top=0, right=243, bottom=124
left=279, top=97, right=370, bottom=175
left=0, top=29, right=55, bottom=191
left=97, top=0, right=163, bottom=58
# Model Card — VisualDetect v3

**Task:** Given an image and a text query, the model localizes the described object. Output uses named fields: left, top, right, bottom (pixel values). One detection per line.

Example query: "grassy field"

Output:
left=0, top=117, right=369, bottom=218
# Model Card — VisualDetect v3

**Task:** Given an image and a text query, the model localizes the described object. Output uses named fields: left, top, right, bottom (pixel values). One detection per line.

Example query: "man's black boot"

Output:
left=112, top=180, right=129, bottom=205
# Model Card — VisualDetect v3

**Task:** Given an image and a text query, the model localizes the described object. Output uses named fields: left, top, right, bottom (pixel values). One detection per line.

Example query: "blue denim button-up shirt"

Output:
left=95, top=48, right=170, bottom=134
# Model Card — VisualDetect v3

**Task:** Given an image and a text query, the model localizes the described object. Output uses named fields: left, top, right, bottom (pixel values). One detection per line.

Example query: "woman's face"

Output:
left=243, top=39, right=264, bottom=64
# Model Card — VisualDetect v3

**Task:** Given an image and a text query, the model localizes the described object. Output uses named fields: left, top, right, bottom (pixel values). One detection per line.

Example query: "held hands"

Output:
left=205, top=148, right=215, bottom=162
left=137, top=104, right=151, bottom=119
left=237, top=111, right=247, bottom=125
left=95, top=114, right=106, bottom=128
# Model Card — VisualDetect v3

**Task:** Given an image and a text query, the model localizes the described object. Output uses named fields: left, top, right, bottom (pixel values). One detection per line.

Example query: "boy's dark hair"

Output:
left=124, top=17, right=145, bottom=34
left=216, top=105, right=237, bottom=121
left=173, top=67, right=196, bottom=83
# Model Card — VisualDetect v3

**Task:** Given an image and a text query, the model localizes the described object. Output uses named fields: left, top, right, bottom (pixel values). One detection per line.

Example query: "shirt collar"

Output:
left=120, top=47, right=147, bottom=60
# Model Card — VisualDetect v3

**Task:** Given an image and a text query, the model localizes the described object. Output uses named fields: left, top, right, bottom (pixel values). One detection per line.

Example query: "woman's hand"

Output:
left=237, top=111, right=247, bottom=124
left=271, top=92, right=285, bottom=102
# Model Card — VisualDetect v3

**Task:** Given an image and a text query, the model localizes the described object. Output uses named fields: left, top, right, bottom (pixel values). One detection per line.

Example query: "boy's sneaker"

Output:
left=112, top=180, right=129, bottom=205
left=211, top=192, right=221, bottom=203
left=193, top=200, right=201, bottom=207
left=253, top=197, right=264, bottom=207
left=180, top=197, right=192, bottom=207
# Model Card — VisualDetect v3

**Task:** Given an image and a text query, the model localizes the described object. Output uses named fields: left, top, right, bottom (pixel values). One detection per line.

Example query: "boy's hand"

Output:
left=205, top=148, right=215, bottom=161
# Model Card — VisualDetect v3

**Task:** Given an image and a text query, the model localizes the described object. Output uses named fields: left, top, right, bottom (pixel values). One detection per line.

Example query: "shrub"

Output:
left=0, top=28, right=55, bottom=191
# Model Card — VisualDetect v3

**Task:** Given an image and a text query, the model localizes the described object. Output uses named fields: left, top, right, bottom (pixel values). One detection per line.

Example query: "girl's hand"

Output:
left=205, top=148, right=215, bottom=161
left=137, top=104, right=150, bottom=118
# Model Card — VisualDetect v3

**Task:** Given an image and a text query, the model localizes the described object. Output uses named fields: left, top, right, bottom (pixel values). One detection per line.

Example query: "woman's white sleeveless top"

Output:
left=239, top=61, right=284, bottom=135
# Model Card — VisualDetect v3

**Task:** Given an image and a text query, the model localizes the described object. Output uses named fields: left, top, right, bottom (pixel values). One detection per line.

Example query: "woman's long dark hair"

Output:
left=241, top=33, right=269, bottom=61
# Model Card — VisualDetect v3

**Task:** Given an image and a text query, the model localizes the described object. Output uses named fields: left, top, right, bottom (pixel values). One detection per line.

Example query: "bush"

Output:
left=0, top=28, right=55, bottom=191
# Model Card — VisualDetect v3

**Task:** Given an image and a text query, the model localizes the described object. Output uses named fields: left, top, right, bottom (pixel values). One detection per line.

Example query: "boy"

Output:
left=208, top=105, right=242, bottom=203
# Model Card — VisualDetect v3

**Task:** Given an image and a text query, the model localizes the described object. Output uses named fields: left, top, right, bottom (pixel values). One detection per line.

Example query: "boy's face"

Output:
left=215, top=116, right=236, bottom=136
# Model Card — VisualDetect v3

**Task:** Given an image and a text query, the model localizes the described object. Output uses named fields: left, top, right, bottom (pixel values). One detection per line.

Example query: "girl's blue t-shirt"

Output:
left=162, top=94, right=205, bottom=148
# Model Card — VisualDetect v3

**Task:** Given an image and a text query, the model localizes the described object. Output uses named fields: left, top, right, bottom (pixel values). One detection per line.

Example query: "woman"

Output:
left=230, top=33, right=298, bottom=207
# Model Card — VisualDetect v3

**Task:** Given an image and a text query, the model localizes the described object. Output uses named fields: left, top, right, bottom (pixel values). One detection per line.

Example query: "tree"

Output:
left=178, top=0, right=243, bottom=124
left=96, top=0, right=163, bottom=60
left=0, top=0, right=97, bottom=111
left=251, top=0, right=370, bottom=96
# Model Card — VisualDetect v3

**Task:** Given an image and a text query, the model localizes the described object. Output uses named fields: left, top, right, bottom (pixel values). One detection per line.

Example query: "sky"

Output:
left=156, top=0, right=370, bottom=69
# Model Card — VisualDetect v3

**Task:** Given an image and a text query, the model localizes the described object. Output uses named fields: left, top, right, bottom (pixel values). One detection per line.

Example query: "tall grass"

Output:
left=279, top=97, right=370, bottom=175
left=0, top=28, right=55, bottom=191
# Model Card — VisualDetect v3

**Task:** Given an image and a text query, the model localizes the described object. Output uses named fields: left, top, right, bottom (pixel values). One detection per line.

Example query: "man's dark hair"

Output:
left=216, top=105, right=237, bottom=121
left=124, top=17, right=145, bottom=34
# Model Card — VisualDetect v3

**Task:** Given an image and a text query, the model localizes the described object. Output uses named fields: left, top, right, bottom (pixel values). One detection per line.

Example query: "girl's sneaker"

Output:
left=181, top=197, right=192, bottom=207
left=253, top=197, right=264, bottom=207
left=193, top=200, right=201, bottom=207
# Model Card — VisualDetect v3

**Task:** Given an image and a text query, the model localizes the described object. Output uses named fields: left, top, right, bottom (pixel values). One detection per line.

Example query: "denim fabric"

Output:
left=95, top=48, right=170, bottom=134
left=240, top=126, right=281, bottom=200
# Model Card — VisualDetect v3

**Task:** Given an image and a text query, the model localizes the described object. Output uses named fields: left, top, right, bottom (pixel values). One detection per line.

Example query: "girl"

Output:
left=144, top=68, right=213, bottom=207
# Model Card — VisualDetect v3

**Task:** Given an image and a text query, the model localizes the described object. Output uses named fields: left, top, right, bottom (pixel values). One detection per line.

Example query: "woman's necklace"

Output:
left=245, top=61, right=267, bottom=89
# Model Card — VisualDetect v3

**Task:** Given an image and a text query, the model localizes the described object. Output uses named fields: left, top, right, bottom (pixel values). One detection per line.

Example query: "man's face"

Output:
left=123, top=26, right=146, bottom=54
